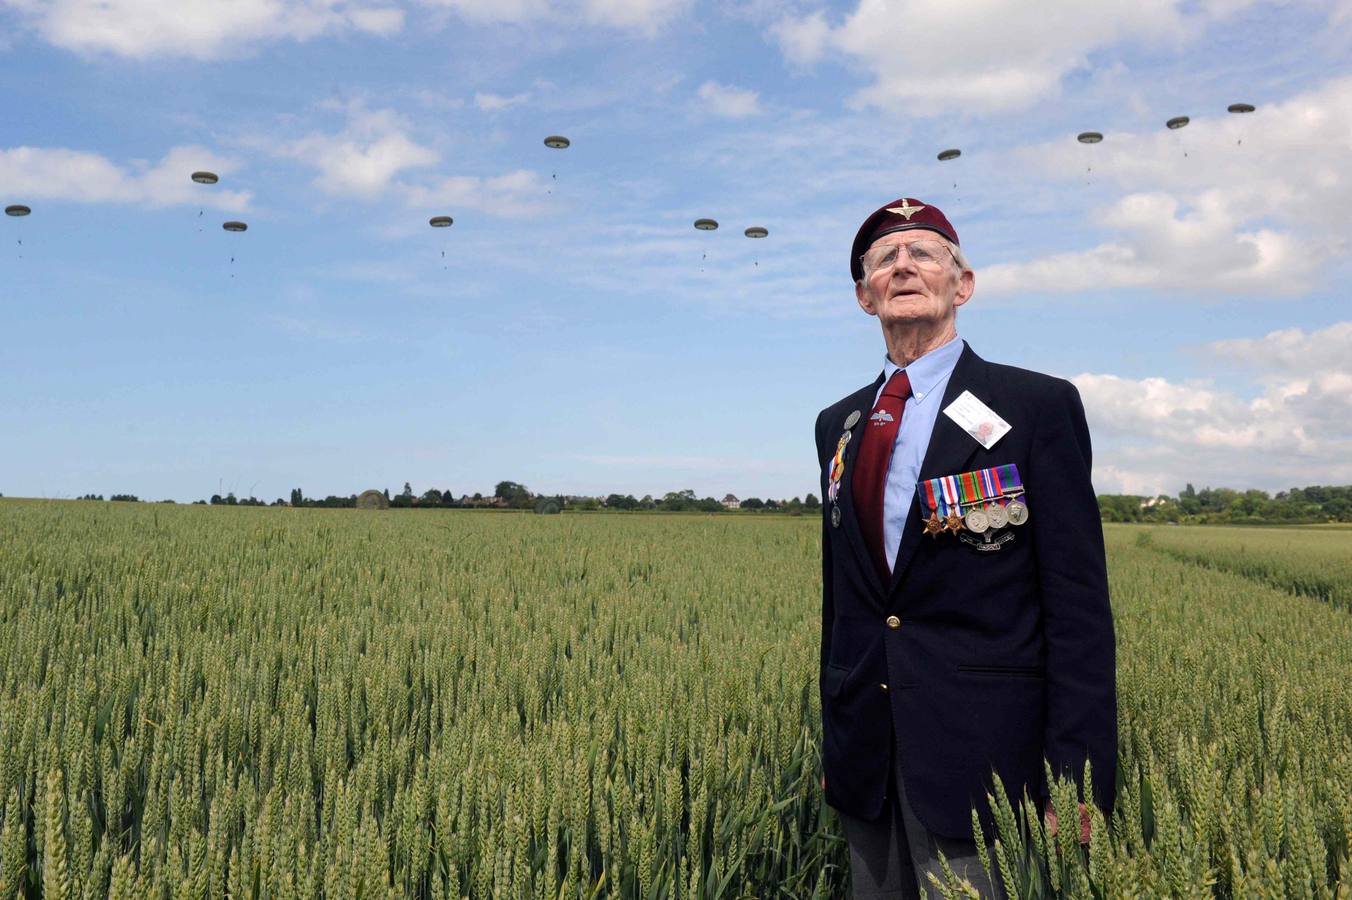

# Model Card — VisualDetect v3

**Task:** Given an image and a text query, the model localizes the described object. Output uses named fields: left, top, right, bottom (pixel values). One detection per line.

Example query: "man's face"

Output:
left=854, top=230, right=974, bottom=329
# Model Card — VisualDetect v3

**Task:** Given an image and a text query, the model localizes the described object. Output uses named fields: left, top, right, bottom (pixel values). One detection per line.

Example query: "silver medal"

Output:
left=1006, top=499, right=1028, bottom=526
left=844, top=410, right=861, bottom=430
left=831, top=505, right=842, bottom=528
left=963, top=507, right=989, bottom=533
left=986, top=503, right=1009, bottom=530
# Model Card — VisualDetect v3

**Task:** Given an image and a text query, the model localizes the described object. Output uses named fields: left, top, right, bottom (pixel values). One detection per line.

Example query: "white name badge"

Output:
left=943, top=390, right=1011, bottom=450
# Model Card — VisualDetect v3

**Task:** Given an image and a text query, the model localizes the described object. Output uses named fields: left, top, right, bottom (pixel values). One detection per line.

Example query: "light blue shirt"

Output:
left=874, top=334, right=964, bottom=572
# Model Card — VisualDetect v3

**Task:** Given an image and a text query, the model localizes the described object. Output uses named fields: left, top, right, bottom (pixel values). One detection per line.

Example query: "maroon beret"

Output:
left=850, top=197, right=958, bottom=281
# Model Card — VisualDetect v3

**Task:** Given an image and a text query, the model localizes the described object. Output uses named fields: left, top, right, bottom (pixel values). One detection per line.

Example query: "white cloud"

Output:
left=981, top=191, right=1312, bottom=296
left=0, top=144, right=250, bottom=210
left=581, top=0, right=688, bottom=34
left=981, top=76, right=1352, bottom=297
left=273, top=103, right=439, bottom=198
left=402, top=169, right=550, bottom=218
left=475, top=91, right=531, bottom=112
left=1208, top=322, right=1352, bottom=374
left=696, top=81, right=762, bottom=118
left=422, top=0, right=689, bottom=32
left=2, top=0, right=404, bottom=59
left=772, top=0, right=1202, bottom=114
left=427, top=0, right=550, bottom=23
left=1074, top=321, right=1352, bottom=494
left=771, top=10, right=829, bottom=65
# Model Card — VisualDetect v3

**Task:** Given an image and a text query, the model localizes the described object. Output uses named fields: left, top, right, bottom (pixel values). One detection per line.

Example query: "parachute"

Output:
left=544, top=136, right=570, bottom=192
left=5, top=204, right=30, bottom=257
left=222, top=221, right=247, bottom=278
left=429, top=216, right=453, bottom=268
left=1228, top=103, right=1256, bottom=145
left=937, top=148, right=963, bottom=200
left=693, top=219, right=718, bottom=271
left=744, top=226, right=768, bottom=267
left=1166, top=117, right=1191, bottom=158
left=191, top=171, right=219, bottom=184
left=1077, top=132, right=1102, bottom=186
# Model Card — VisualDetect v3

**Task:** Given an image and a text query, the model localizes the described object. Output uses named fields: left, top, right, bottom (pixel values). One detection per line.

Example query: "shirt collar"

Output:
left=882, top=334, right=963, bottom=403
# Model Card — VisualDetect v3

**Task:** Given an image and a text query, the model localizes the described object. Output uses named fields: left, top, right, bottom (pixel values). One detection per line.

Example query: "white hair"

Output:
left=944, top=237, right=972, bottom=274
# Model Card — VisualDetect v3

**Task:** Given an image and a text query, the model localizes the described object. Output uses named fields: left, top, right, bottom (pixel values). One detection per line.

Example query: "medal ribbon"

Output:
left=921, top=463, right=1025, bottom=514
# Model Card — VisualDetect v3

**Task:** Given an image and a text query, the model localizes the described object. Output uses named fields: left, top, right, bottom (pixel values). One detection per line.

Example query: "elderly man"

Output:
left=815, top=197, right=1116, bottom=899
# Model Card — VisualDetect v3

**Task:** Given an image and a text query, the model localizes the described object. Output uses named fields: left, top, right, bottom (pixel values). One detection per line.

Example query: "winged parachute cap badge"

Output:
left=870, top=409, right=894, bottom=425
left=886, top=199, right=926, bottom=220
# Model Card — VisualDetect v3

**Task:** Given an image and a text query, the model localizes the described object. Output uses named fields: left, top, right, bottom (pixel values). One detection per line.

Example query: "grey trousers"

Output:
left=836, top=754, right=1006, bottom=900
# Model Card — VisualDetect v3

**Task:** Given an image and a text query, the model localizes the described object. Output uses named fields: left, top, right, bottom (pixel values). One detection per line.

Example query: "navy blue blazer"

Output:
left=815, top=341, right=1116, bottom=839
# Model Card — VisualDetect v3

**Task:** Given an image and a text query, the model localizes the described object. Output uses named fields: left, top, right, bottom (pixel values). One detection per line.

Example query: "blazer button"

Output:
left=886, top=615, right=901, bottom=629
left=879, top=683, right=889, bottom=693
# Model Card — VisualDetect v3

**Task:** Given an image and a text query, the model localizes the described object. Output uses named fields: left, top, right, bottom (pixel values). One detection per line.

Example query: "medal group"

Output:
left=826, top=397, right=1029, bottom=550
left=920, top=463, right=1028, bottom=541
left=826, top=410, right=862, bottom=528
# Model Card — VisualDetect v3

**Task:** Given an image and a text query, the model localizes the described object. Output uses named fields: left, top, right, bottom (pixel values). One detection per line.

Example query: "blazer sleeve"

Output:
left=1027, top=380, right=1117, bottom=814
left=814, top=409, right=835, bottom=676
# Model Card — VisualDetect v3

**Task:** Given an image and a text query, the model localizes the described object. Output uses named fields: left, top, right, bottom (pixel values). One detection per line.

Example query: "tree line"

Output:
left=1098, top=484, right=1352, bottom=524
left=65, top=482, right=1352, bottom=524
left=71, top=482, right=824, bottom=514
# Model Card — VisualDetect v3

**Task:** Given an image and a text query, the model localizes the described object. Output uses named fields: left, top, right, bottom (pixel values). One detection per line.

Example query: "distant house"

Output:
left=722, top=494, right=740, bottom=509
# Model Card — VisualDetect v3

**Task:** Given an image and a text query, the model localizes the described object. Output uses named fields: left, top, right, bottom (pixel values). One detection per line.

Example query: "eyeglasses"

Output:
left=859, top=239, right=953, bottom=274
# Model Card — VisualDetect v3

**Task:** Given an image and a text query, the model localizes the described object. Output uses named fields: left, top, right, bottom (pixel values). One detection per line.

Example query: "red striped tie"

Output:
left=852, top=369, right=911, bottom=580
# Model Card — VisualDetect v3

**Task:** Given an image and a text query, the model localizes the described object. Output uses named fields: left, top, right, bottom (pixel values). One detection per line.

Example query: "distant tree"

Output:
left=110, top=494, right=139, bottom=502
left=495, top=481, right=531, bottom=506
left=804, top=493, right=820, bottom=509
left=658, top=489, right=697, bottom=512
left=210, top=494, right=223, bottom=505
left=421, top=488, right=444, bottom=506
left=290, top=487, right=304, bottom=507
left=1096, top=495, right=1142, bottom=522
left=639, top=494, right=656, bottom=510
left=571, top=496, right=601, bottom=511
left=605, top=494, right=638, bottom=510
left=742, top=497, right=764, bottom=510
left=78, top=493, right=104, bottom=501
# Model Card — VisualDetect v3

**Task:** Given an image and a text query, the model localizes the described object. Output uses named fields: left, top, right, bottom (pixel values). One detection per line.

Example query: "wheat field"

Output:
left=0, top=500, right=1348, bottom=898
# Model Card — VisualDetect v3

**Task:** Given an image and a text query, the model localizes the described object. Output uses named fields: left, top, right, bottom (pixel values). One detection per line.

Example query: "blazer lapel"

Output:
left=837, top=375, right=887, bottom=600
left=889, top=342, right=989, bottom=594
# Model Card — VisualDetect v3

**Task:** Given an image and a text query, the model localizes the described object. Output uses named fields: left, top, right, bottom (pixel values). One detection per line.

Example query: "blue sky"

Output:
left=3, top=0, right=1350, bottom=503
